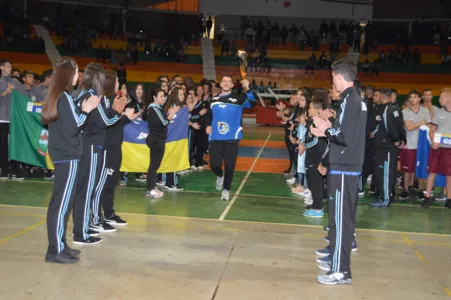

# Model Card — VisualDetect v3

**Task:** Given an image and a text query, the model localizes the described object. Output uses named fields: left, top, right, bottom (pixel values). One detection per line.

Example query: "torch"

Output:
left=237, top=50, right=248, bottom=79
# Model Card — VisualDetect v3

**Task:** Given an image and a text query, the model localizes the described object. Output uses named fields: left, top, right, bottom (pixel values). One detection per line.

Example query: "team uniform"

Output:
left=189, top=100, right=209, bottom=168
left=45, top=92, right=88, bottom=263
left=145, top=103, right=170, bottom=197
left=317, top=87, right=367, bottom=284
left=205, top=90, right=256, bottom=200
left=72, top=90, right=120, bottom=244
left=372, top=103, right=405, bottom=207
left=401, top=107, right=430, bottom=173
left=428, top=108, right=451, bottom=177
left=303, top=119, right=328, bottom=217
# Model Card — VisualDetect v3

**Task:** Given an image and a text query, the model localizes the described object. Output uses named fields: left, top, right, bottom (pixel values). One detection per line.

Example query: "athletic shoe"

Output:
left=304, top=197, right=313, bottom=205
left=166, top=185, right=184, bottom=191
left=300, top=189, right=312, bottom=198
left=316, top=255, right=331, bottom=264
left=352, top=240, right=358, bottom=251
left=73, top=236, right=102, bottom=245
left=191, top=165, right=198, bottom=170
left=45, top=251, right=79, bottom=264
left=286, top=177, right=296, bottom=185
left=421, top=197, right=432, bottom=208
left=417, top=190, right=425, bottom=200
left=104, top=214, right=128, bottom=226
left=323, top=226, right=329, bottom=231
left=325, top=235, right=329, bottom=243
left=44, top=172, right=54, bottom=180
left=156, top=181, right=165, bottom=187
left=369, top=189, right=376, bottom=195
left=63, top=246, right=81, bottom=257
left=445, top=200, right=451, bottom=209
left=146, top=190, right=164, bottom=198
left=119, top=180, right=127, bottom=187
left=196, top=166, right=204, bottom=170
left=202, top=160, right=208, bottom=166
left=216, top=176, right=224, bottom=191
left=398, top=190, right=410, bottom=201
left=318, top=261, right=331, bottom=271
left=303, top=209, right=324, bottom=218
left=370, top=200, right=389, bottom=208
left=10, top=175, right=24, bottom=181
left=317, top=271, right=352, bottom=285
left=87, top=229, right=100, bottom=237
left=283, top=168, right=292, bottom=175
left=90, top=221, right=116, bottom=233
left=304, top=204, right=312, bottom=210
left=316, top=247, right=330, bottom=257
left=221, top=189, right=230, bottom=201
left=358, top=189, right=365, bottom=197
left=0, top=174, right=9, bottom=180
left=436, top=192, right=447, bottom=201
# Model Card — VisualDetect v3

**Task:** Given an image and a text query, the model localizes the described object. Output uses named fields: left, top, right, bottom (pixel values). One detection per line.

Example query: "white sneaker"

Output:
left=196, top=166, right=204, bottom=170
left=221, top=190, right=230, bottom=201
left=146, top=189, right=164, bottom=198
left=301, top=189, right=312, bottom=198
left=286, top=177, right=296, bottom=185
left=216, top=176, right=224, bottom=191
left=304, top=197, right=313, bottom=205
left=191, top=166, right=198, bottom=170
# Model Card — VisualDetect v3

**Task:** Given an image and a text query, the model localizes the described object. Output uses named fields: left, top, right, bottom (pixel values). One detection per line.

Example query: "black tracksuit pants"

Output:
left=46, top=160, right=79, bottom=256
left=73, top=144, right=103, bottom=240
left=209, top=141, right=239, bottom=191
left=328, top=171, right=359, bottom=273
left=374, top=147, right=398, bottom=205
left=360, top=145, right=376, bottom=191
left=192, top=129, right=209, bottom=167
left=307, top=164, right=325, bottom=210
left=146, top=138, right=165, bottom=191
left=100, top=144, right=122, bottom=218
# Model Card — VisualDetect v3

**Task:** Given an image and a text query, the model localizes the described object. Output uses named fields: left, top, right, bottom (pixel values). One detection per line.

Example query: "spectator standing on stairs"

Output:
left=206, top=16, right=213, bottom=39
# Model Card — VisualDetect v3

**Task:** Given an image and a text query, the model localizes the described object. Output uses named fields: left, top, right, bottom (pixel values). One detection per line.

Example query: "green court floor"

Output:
left=1, top=171, right=450, bottom=235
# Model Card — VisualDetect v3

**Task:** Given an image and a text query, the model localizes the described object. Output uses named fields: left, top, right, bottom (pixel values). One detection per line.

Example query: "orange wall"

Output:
left=147, top=0, right=199, bottom=12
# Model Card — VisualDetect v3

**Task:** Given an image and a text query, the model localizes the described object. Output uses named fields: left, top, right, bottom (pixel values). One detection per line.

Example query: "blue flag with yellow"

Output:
left=121, top=106, right=190, bottom=173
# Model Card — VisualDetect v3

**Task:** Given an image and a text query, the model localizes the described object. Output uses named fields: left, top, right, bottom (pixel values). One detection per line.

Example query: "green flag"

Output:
left=9, top=90, right=48, bottom=168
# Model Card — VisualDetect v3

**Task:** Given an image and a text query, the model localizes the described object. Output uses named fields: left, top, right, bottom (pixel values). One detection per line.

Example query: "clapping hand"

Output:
left=81, top=95, right=101, bottom=113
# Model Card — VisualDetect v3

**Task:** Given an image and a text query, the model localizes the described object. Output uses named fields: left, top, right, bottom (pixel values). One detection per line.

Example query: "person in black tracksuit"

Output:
left=189, top=98, right=209, bottom=168
left=42, top=58, right=100, bottom=264
left=371, top=89, right=405, bottom=207
left=98, top=71, right=138, bottom=227
left=145, top=89, right=179, bottom=198
left=72, top=64, right=121, bottom=245
left=313, top=59, right=367, bottom=285
left=303, top=101, right=328, bottom=216
left=284, top=96, right=301, bottom=174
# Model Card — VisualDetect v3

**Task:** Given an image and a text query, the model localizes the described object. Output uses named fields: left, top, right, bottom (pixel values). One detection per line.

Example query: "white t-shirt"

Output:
left=402, top=106, right=431, bottom=149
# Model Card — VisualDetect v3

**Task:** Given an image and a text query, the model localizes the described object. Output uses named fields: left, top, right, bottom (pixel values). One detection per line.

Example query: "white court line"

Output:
left=218, top=133, right=272, bottom=220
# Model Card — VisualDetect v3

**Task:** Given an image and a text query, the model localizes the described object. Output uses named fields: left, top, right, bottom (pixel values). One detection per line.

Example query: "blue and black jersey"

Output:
left=205, top=90, right=256, bottom=142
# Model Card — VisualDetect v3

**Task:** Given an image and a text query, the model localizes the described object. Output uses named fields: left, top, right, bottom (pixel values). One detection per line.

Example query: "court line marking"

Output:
left=2, top=204, right=451, bottom=239
left=219, top=133, right=272, bottom=220
left=0, top=219, right=46, bottom=245
left=402, top=233, right=451, bottom=298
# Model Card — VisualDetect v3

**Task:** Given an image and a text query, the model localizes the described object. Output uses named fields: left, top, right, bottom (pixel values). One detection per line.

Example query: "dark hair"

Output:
left=356, top=85, right=365, bottom=96
left=41, top=69, right=53, bottom=81
left=311, top=99, right=326, bottom=110
left=408, top=90, right=421, bottom=97
left=164, top=87, right=182, bottom=112
left=366, top=85, right=375, bottom=93
left=390, top=89, right=398, bottom=96
left=104, top=70, right=118, bottom=99
left=42, top=57, right=78, bottom=124
left=133, top=83, right=145, bottom=101
left=12, top=68, right=20, bottom=75
left=172, top=74, right=181, bottom=80
left=222, top=75, right=233, bottom=81
left=151, top=87, right=164, bottom=101
left=79, top=63, right=106, bottom=96
left=21, top=70, right=34, bottom=80
left=379, top=88, right=392, bottom=98
left=331, top=59, right=357, bottom=82
left=423, top=88, right=432, bottom=94
left=0, top=60, right=11, bottom=66
left=194, top=84, right=203, bottom=97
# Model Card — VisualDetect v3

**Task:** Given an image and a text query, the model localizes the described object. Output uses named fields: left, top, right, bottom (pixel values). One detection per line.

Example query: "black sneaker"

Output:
left=445, top=199, right=451, bottom=209
left=421, top=197, right=432, bottom=208
left=304, top=204, right=312, bottom=210
left=104, top=214, right=128, bottom=226
left=45, top=251, right=79, bottom=264
left=317, top=270, right=352, bottom=285
left=398, top=190, right=410, bottom=201
left=63, top=246, right=81, bottom=257
left=73, top=236, right=102, bottom=245
left=417, top=190, right=425, bottom=200
left=88, top=229, right=100, bottom=236
left=202, top=160, right=208, bottom=166
left=90, top=222, right=116, bottom=233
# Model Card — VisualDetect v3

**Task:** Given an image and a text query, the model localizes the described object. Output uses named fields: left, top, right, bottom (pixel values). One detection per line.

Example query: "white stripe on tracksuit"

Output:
left=83, top=146, right=98, bottom=239
left=332, top=174, right=344, bottom=273
left=91, top=150, right=108, bottom=225
left=56, top=161, right=77, bottom=253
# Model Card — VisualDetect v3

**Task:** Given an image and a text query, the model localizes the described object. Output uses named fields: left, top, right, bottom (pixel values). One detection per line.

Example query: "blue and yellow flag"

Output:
left=121, top=107, right=190, bottom=173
